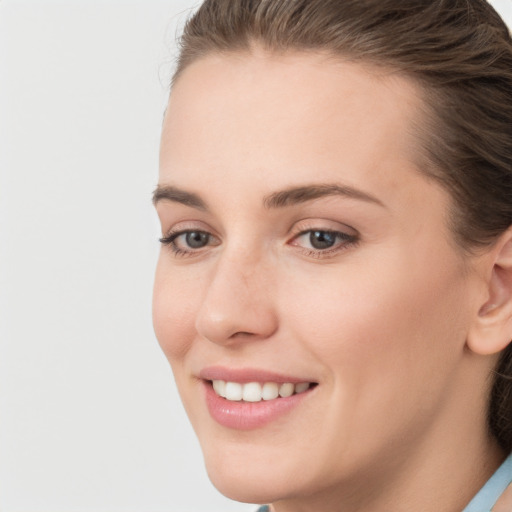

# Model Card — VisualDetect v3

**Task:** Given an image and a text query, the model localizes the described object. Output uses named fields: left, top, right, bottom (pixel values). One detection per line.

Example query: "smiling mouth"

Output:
left=209, top=380, right=316, bottom=402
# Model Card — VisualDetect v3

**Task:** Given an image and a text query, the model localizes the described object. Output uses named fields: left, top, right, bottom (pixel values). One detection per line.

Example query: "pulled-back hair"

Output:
left=172, top=0, right=512, bottom=453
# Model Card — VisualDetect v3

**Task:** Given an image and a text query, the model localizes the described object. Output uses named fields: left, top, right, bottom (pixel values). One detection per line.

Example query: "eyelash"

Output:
left=159, top=230, right=218, bottom=257
left=291, top=229, right=359, bottom=259
left=159, top=228, right=359, bottom=259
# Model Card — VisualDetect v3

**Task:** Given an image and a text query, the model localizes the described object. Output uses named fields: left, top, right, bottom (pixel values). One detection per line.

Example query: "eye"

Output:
left=182, top=231, right=210, bottom=249
left=290, top=228, right=358, bottom=257
left=307, top=230, right=339, bottom=249
left=159, top=229, right=219, bottom=256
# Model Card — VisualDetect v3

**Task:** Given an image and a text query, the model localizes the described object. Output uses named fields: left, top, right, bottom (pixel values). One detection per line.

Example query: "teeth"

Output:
left=262, top=382, right=279, bottom=400
left=295, top=382, right=310, bottom=394
left=225, top=382, right=243, bottom=401
left=242, top=382, right=262, bottom=402
left=279, top=382, right=294, bottom=398
left=212, top=379, right=226, bottom=398
left=211, top=380, right=312, bottom=402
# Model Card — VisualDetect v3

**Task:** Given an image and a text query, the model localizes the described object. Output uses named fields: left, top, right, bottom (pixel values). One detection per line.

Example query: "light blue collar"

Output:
left=463, top=452, right=512, bottom=512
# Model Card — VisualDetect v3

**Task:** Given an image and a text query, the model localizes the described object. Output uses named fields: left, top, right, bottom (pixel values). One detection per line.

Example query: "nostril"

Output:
left=231, top=331, right=256, bottom=338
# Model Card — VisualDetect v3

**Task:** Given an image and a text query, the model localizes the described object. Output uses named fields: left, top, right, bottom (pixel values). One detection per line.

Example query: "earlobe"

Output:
left=467, top=228, right=512, bottom=356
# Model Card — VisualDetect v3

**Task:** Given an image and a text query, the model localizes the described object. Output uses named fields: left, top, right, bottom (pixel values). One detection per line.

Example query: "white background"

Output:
left=1, top=1, right=511, bottom=511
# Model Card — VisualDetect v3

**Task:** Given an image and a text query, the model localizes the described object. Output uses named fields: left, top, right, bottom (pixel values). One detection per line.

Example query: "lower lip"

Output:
left=204, top=381, right=314, bottom=430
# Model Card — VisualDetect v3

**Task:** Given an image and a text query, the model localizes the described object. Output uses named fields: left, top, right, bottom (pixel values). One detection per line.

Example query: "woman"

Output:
left=152, top=1, right=512, bottom=510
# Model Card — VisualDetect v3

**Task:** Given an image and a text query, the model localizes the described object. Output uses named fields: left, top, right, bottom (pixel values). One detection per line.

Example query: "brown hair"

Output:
left=172, top=0, right=512, bottom=452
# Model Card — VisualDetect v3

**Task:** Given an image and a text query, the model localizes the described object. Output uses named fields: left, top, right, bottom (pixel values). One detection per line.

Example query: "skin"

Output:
left=493, top=482, right=512, bottom=511
left=153, top=49, right=505, bottom=512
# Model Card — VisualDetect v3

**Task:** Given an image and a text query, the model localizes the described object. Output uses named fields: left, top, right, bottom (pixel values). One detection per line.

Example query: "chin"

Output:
left=206, top=464, right=297, bottom=505
left=201, top=442, right=308, bottom=504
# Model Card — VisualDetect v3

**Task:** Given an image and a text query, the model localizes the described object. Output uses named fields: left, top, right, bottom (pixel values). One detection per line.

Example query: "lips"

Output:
left=199, top=367, right=317, bottom=430
left=199, top=366, right=314, bottom=384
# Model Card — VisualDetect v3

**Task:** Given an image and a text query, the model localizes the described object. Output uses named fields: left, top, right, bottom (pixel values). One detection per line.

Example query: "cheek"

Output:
left=274, top=251, right=472, bottom=471
left=152, top=258, right=198, bottom=363
left=282, top=250, right=470, bottom=414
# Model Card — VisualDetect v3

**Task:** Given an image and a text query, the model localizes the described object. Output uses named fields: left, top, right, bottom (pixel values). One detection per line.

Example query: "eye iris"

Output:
left=185, top=231, right=209, bottom=248
left=309, top=230, right=336, bottom=249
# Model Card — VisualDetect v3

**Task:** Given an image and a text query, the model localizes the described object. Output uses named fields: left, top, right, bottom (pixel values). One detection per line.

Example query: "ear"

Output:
left=467, top=227, right=512, bottom=356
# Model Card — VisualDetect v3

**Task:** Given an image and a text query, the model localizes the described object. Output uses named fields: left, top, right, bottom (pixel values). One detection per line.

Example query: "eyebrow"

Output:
left=152, top=185, right=208, bottom=210
left=263, top=183, right=385, bottom=209
left=152, top=183, right=385, bottom=210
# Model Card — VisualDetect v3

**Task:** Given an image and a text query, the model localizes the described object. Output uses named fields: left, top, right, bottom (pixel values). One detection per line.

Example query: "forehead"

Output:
left=160, top=50, right=427, bottom=205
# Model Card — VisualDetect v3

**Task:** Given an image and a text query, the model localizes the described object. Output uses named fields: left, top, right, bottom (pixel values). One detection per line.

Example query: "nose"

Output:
left=194, top=251, right=278, bottom=346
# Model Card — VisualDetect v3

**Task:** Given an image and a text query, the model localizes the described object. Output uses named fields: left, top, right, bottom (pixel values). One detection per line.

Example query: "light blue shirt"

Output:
left=255, top=453, right=512, bottom=512
left=463, top=452, right=512, bottom=512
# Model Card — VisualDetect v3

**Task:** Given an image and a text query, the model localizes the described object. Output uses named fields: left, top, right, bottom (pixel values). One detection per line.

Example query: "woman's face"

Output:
left=153, top=51, right=484, bottom=504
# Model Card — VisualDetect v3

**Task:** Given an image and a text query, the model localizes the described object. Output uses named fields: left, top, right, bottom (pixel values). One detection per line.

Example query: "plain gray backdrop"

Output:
left=1, top=1, right=511, bottom=511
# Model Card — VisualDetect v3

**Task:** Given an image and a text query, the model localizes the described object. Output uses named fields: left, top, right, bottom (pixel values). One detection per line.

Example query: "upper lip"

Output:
left=199, top=366, right=315, bottom=384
